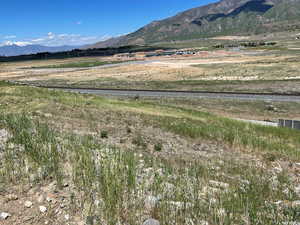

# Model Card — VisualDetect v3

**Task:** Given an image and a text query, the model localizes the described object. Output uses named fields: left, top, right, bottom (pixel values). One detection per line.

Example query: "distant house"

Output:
left=114, top=53, right=135, bottom=58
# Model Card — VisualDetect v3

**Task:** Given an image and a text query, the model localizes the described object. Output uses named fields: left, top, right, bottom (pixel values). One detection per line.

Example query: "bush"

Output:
left=154, top=142, right=163, bottom=152
left=126, top=126, right=132, bottom=134
left=100, top=130, right=108, bottom=139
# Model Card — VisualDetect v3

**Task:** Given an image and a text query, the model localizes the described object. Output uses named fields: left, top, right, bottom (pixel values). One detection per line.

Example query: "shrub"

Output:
left=154, top=142, right=163, bottom=152
left=101, top=130, right=108, bottom=139
left=126, top=126, right=132, bottom=134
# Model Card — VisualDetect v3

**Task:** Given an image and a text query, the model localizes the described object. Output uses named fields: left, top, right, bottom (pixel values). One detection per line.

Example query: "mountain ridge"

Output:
left=87, top=0, right=300, bottom=48
left=0, top=44, right=77, bottom=57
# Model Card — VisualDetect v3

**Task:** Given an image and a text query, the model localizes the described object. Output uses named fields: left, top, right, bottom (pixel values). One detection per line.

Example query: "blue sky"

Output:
left=0, top=0, right=216, bottom=46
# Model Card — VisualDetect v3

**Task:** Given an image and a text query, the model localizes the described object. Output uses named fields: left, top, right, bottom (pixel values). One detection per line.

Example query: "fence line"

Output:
left=278, top=119, right=300, bottom=130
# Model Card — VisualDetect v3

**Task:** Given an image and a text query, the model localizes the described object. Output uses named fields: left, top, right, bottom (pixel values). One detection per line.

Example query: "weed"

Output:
left=132, top=134, right=147, bottom=148
left=263, top=152, right=278, bottom=162
left=126, top=126, right=132, bottom=134
left=154, top=142, right=163, bottom=152
left=100, top=130, right=108, bottom=139
left=0, top=112, right=299, bottom=225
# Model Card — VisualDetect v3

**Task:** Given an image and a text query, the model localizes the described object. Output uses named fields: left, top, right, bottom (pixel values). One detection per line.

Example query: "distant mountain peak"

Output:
left=1, top=41, right=32, bottom=47
left=0, top=44, right=77, bottom=57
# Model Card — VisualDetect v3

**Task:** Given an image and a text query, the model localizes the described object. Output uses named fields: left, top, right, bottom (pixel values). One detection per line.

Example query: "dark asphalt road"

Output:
left=59, top=88, right=300, bottom=102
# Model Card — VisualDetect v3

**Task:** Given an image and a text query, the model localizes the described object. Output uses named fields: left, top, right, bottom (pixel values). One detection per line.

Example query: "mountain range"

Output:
left=88, top=0, right=300, bottom=48
left=0, top=43, right=77, bottom=57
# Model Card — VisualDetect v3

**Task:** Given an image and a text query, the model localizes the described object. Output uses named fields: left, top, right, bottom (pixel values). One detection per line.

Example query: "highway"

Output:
left=45, top=87, right=300, bottom=102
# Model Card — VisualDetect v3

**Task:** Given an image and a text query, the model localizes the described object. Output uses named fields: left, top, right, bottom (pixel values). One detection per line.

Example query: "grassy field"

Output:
left=30, top=60, right=129, bottom=69
left=138, top=97, right=300, bottom=121
left=24, top=77, right=300, bottom=95
left=1, top=81, right=300, bottom=224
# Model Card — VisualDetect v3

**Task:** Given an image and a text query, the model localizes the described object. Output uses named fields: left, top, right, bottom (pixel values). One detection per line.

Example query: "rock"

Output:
left=294, top=185, right=300, bottom=196
left=270, top=176, right=279, bottom=190
left=143, top=219, right=160, bottom=225
left=39, top=206, right=47, bottom=213
left=37, top=195, right=45, bottom=203
left=185, top=218, right=195, bottom=225
left=209, top=198, right=218, bottom=205
left=23, top=216, right=34, bottom=223
left=168, top=201, right=193, bottom=209
left=209, top=180, right=229, bottom=189
left=163, top=182, right=175, bottom=197
left=24, top=201, right=33, bottom=208
left=217, top=208, right=226, bottom=217
left=266, top=104, right=277, bottom=112
left=64, top=214, right=70, bottom=221
left=6, top=194, right=18, bottom=201
left=272, top=163, right=283, bottom=174
left=44, top=113, right=52, bottom=118
left=283, top=222, right=300, bottom=225
left=46, top=196, right=56, bottom=203
left=0, top=212, right=11, bottom=220
left=145, top=196, right=159, bottom=211
left=144, top=168, right=154, bottom=175
left=155, top=168, right=164, bottom=176
left=274, top=200, right=283, bottom=206
left=283, top=188, right=290, bottom=195
left=291, top=201, right=300, bottom=208
left=201, top=186, right=223, bottom=196
left=0, top=129, right=9, bottom=142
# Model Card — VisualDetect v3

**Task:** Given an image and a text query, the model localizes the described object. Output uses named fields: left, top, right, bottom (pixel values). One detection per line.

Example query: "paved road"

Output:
left=58, top=88, right=300, bottom=102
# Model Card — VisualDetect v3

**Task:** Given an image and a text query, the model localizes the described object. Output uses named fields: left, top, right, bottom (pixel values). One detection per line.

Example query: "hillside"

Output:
left=1, top=81, right=300, bottom=225
left=88, top=0, right=300, bottom=48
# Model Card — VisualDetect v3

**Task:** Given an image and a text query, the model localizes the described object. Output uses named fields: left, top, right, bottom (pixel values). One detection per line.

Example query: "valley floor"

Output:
left=1, top=46, right=300, bottom=94
left=1, top=38, right=300, bottom=224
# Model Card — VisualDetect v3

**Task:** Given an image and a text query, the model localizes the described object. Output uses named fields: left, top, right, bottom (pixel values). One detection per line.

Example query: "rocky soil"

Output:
left=1, top=121, right=300, bottom=225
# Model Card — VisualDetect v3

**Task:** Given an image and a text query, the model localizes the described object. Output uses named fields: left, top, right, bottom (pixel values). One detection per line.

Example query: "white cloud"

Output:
left=0, top=32, right=110, bottom=47
left=31, top=38, right=45, bottom=42
left=14, top=41, right=32, bottom=46
left=47, top=32, right=55, bottom=40
left=76, top=21, right=82, bottom=25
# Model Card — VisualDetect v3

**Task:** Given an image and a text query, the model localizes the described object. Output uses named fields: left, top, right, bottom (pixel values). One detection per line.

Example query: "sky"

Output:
left=0, top=0, right=217, bottom=47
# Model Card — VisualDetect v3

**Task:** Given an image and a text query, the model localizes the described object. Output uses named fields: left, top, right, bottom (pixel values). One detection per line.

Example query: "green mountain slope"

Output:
left=88, top=0, right=300, bottom=48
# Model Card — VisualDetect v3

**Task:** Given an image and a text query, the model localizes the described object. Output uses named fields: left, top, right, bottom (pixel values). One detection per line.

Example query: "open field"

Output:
left=1, top=39, right=300, bottom=94
left=30, top=60, right=131, bottom=69
left=1, top=82, right=300, bottom=225
left=1, top=37, right=300, bottom=224
left=133, top=97, right=300, bottom=121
